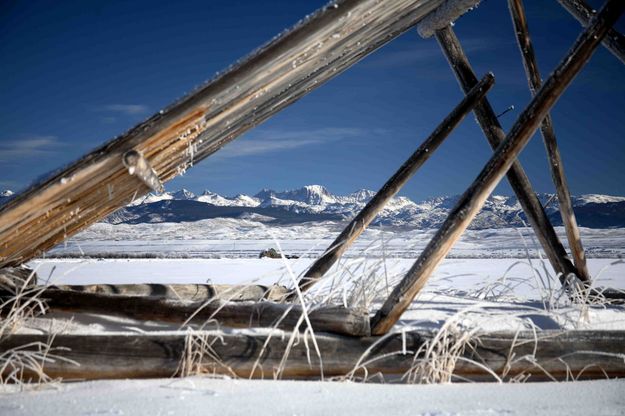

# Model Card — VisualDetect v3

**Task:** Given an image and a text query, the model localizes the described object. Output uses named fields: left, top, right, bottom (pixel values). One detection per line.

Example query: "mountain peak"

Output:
left=254, top=188, right=276, bottom=200
left=302, top=184, right=329, bottom=194
left=349, top=189, right=376, bottom=202
left=173, top=189, right=196, bottom=200
left=274, top=185, right=334, bottom=205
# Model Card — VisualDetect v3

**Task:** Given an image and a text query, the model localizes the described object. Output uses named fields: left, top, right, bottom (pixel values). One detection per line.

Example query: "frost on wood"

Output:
left=122, top=150, right=164, bottom=194
left=417, top=0, right=482, bottom=38
left=0, top=0, right=447, bottom=268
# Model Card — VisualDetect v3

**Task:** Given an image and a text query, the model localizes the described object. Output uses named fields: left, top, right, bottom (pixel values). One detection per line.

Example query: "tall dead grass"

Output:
left=0, top=266, right=78, bottom=387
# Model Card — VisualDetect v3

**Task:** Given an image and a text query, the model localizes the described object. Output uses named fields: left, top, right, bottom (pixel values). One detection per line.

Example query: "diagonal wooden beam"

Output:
left=435, top=26, right=580, bottom=282
left=508, top=0, right=590, bottom=281
left=0, top=0, right=446, bottom=268
left=288, top=73, right=495, bottom=299
left=371, top=0, right=625, bottom=335
left=557, top=0, right=625, bottom=65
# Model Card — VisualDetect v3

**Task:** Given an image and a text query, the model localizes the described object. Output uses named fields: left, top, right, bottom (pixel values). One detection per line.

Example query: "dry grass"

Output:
left=403, top=313, right=482, bottom=383
left=0, top=266, right=80, bottom=387
left=0, top=268, right=47, bottom=339
left=8, top=223, right=624, bottom=385
left=176, top=329, right=237, bottom=378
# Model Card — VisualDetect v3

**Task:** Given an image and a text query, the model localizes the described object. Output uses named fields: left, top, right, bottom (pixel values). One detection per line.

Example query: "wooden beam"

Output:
left=50, top=283, right=288, bottom=302
left=435, top=26, right=580, bottom=282
left=508, top=0, right=590, bottom=282
left=2, top=330, right=624, bottom=381
left=0, top=0, right=446, bottom=268
left=0, top=288, right=369, bottom=337
left=557, top=0, right=625, bottom=65
left=290, top=73, right=495, bottom=298
left=371, top=0, right=625, bottom=335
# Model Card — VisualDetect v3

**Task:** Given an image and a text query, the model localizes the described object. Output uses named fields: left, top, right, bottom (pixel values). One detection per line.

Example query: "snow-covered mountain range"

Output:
left=2, top=185, right=625, bottom=228
left=108, top=185, right=625, bottom=229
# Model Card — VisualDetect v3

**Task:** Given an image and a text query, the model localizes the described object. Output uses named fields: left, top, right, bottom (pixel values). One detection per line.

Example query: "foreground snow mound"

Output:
left=3, top=377, right=624, bottom=416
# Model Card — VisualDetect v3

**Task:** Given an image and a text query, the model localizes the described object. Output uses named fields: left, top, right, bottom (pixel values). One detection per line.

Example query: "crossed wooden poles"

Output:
left=291, top=0, right=625, bottom=335
left=0, top=0, right=623, bottom=338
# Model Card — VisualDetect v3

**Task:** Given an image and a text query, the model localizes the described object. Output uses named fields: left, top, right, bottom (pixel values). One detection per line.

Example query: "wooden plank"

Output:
left=435, top=26, right=580, bottom=283
left=508, top=0, right=590, bottom=281
left=557, top=0, right=625, bottom=65
left=0, top=0, right=446, bottom=269
left=371, top=0, right=625, bottom=335
left=50, top=283, right=288, bottom=302
left=2, top=330, right=624, bottom=381
left=290, top=73, right=495, bottom=298
left=0, top=288, right=369, bottom=337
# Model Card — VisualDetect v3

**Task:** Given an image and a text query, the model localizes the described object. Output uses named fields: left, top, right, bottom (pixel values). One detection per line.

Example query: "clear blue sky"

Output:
left=1, top=0, right=624, bottom=200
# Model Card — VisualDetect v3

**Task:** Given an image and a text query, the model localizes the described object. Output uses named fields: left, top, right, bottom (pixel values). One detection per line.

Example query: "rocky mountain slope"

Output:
left=2, top=185, right=624, bottom=229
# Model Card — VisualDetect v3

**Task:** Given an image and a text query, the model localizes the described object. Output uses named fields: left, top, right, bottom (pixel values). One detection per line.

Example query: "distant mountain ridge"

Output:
left=108, top=185, right=625, bottom=229
left=2, top=185, right=625, bottom=229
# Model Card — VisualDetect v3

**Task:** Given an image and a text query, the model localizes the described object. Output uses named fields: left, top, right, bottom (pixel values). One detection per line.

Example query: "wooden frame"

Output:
left=557, top=0, right=625, bottom=65
left=371, top=0, right=625, bottom=335
left=290, top=72, right=495, bottom=297
left=434, top=26, right=580, bottom=282
left=0, top=0, right=446, bottom=268
left=508, top=0, right=590, bottom=281
left=1, top=0, right=624, bottom=383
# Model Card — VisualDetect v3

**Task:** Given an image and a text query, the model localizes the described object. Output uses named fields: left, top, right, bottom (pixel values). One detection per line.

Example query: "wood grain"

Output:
left=0, top=287, right=370, bottom=337
left=0, top=0, right=446, bottom=268
left=2, top=330, right=624, bottom=381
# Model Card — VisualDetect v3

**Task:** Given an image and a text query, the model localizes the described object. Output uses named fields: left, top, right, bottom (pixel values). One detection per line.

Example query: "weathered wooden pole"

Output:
left=4, top=330, right=625, bottom=381
left=557, top=0, right=625, bottom=65
left=508, top=0, right=590, bottom=281
left=434, top=26, right=580, bottom=282
left=0, top=287, right=369, bottom=337
left=0, top=0, right=446, bottom=268
left=289, top=73, right=495, bottom=299
left=371, top=0, right=625, bottom=335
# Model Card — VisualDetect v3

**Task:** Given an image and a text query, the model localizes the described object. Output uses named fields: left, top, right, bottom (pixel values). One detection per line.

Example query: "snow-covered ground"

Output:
left=6, top=223, right=624, bottom=415
left=3, top=378, right=624, bottom=416
left=46, top=222, right=625, bottom=259
left=30, top=257, right=625, bottom=298
left=26, top=256, right=625, bottom=333
left=26, top=223, right=625, bottom=333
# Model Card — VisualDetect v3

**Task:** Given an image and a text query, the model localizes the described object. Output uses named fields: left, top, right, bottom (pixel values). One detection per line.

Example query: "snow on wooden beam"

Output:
left=0, top=287, right=370, bottom=337
left=0, top=0, right=446, bottom=268
left=50, top=283, right=288, bottom=302
left=417, top=0, right=481, bottom=38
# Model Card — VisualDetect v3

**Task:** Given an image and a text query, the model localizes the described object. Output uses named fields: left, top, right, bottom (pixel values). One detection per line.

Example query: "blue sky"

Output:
left=1, top=0, right=624, bottom=200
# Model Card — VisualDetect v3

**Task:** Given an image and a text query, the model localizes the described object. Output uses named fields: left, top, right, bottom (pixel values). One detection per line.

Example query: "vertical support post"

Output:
left=508, top=0, right=590, bottom=281
left=435, top=26, right=580, bottom=282
left=371, top=0, right=625, bottom=335
left=288, top=73, right=495, bottom=300
left=557, top=0, right=625, bottom=65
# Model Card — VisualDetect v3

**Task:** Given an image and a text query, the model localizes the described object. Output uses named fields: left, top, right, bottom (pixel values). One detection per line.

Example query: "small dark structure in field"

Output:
left=259, top=248, right=299, bottom=259
left=1, top=0, right=625, bottom=382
